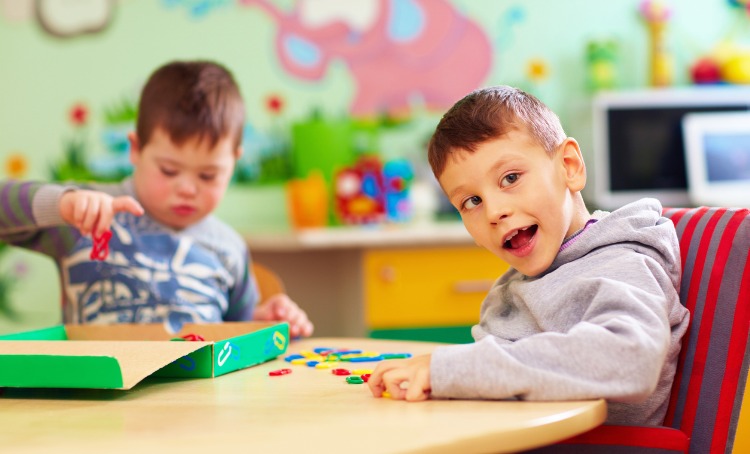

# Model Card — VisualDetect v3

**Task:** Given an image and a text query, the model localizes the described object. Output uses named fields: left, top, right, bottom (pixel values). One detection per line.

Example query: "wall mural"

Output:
left=241, top=0, right=493, bottom=117
left=0, top=0, right=115, bottom=38
left=3, top=0, right=496, bottom=190
left=162, top=0, right=232, bottom=19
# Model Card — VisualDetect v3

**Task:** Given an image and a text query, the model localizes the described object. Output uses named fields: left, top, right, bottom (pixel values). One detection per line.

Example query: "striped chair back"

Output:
left=662, top=206, right=750, bottom=453
left=529, top=206, right=749, bottom=454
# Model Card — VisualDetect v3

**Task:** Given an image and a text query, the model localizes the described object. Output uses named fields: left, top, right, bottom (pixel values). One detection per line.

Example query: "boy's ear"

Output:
left=128, top=132, right=142, bottom=166
left=233, top=146, right=244, bottom=160
left=559, top=138, right=586, bottom=192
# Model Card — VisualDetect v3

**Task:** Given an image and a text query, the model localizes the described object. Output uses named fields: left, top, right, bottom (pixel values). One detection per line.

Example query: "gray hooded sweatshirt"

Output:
left=430, top=198, right=690, bottom=425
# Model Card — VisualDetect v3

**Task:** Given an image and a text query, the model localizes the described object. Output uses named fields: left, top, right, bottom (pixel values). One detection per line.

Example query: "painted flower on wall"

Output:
left=527, top=59, right=549, bottom=82
left=265, top=94, right=285, bottom=115
left=4, top=154, right=28, bottom=178
left=69, top=102, right=88, bottom=126
left=233, top=93, right=293, bottom=184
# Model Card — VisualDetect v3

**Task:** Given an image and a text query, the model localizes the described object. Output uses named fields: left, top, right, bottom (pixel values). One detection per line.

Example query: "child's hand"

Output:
left=368, top=354, right=432, bottom=401
left=252, top=293, right=314, bottom=338
left=60, top=190, right=144, bottom=237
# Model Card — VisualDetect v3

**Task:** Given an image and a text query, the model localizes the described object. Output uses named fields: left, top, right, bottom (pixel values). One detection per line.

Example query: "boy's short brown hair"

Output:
left=428, top=86, right=566, bottom=178
left=136, top=60, right=245, bottom=150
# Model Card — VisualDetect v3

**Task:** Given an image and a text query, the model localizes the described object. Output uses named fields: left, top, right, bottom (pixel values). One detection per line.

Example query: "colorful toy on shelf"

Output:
left=690, top=56, right=722, bottom=84
left=586, top=39, right=619, bottom=91
left=719, top=47, right=750, bottom=84
left=689, top=42, right=750, bottom=85
left=640, top=0, right=673, bottom=87
left=286, top=170, right=329, bottom=229
left=335, top=157, right=386, bottom=225
left=334, top=156, right=414, bottom=225
left=383, top=159, right=414, bottom=223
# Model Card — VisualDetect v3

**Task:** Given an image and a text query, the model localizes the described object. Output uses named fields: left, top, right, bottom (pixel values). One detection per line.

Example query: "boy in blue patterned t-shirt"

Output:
left=0, top=60, right=313, bottom=337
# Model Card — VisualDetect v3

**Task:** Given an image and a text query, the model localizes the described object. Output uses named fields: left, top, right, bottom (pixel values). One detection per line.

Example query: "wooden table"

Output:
left=0, top=337, right=606, bottom=453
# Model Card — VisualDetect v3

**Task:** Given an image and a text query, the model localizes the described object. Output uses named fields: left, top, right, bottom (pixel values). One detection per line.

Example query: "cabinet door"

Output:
left=363, top=246, right=509, bottom=333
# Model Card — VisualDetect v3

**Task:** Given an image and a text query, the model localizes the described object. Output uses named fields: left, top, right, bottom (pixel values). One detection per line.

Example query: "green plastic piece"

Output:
left=346, top=376, right=364, bottom=384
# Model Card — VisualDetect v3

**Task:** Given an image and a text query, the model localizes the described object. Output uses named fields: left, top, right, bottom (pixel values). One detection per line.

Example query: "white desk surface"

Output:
left=245, top=222, right=474, bottom=251
left=0, top=337, right=606, bottom=454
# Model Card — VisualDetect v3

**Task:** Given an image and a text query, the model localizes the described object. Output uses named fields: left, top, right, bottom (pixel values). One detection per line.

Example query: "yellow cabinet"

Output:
left=363, top=246, right=509, bottom=333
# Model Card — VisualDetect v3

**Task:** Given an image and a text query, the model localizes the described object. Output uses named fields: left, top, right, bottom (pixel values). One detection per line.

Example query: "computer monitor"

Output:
left=682, top=111, right=750, bottom=208
left=591, top=87, right=750, bottom=210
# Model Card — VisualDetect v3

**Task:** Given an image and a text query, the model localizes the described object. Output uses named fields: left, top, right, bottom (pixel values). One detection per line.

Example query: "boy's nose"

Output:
left=485, top=197, right=511, bottom=224
left=176, top=177, right=198, bottom=196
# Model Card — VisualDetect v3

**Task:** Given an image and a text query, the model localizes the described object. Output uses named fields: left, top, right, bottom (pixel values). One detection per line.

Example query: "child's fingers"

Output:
left=72, top=196, right=90, bottom=230
left=367, top=368, right=387, bottom=397
left=112, top=196, right=144, bottom=216
left=289, top=318, right=314, bottom=338
left=94, top=202, right=115, bottom=238
left=81, top=197, right=101, bottom=236
left=368, top=362, right=398, bottom=397
left=298, top=319, right=314, bottom=337
left=405, top=368, right=431, bottom=402
left=382, top=370, right=408, bottom=400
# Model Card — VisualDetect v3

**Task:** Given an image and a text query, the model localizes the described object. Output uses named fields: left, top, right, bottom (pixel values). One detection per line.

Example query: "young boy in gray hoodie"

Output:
left=367, top=86, right=690, bottom=426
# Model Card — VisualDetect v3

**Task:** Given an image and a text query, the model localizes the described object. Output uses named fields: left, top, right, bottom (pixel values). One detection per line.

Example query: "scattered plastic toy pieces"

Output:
left=90, top=230, right=112, bottom=261
left=269, top=368, right=292, bottom=376
left=181, top=333, right=206, bottom=341
left=279, top=347, right=413, bottom=390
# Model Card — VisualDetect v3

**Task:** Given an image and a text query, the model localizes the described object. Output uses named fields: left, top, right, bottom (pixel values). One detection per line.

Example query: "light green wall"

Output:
left=0, top=0, right=743, bottom=332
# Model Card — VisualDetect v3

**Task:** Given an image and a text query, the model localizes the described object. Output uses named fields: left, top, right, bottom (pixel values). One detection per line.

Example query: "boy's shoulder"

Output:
left=549, top=197, right=679, bottom=275
left=187, top=215, right=246, bottom=252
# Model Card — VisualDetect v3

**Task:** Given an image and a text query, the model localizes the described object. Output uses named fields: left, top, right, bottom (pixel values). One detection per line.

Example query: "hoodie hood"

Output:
left=545, top=198, right=681, bottom=289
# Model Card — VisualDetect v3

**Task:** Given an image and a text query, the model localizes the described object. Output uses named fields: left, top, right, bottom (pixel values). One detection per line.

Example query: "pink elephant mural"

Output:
left=241, top=0, right=493, bottom=117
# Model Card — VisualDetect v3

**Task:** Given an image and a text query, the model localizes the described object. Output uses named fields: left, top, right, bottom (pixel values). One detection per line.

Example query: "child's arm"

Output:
left=0, top=180, right=77, bottom=256
left=252, top=293, right=314, bottom=338
left=368, top=354, right=432, bottom=401
left=0, top=180, right=143, bottom=257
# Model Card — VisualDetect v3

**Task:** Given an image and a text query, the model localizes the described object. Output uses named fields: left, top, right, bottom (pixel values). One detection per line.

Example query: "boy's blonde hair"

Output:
left=136, top=60, right=245, bottom=150
left=428, top=86, right=566, bottom=178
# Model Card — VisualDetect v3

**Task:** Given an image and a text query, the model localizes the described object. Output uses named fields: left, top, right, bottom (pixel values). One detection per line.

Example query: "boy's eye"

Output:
left=501, top=173, right=520, bottom=187
left=160, top=167, right=177, bottom=177
left=199, top=173, right=217, bottom=182
left=462, top=195, right=482, bottom=210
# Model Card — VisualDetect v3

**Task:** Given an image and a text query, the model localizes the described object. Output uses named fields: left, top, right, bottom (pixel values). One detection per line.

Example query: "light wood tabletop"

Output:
left=0, top=337, right=606, bottom=454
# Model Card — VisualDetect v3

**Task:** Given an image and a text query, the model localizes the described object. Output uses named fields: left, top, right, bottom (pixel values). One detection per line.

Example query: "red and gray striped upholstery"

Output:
left=529, top=206, right=750, bottom=453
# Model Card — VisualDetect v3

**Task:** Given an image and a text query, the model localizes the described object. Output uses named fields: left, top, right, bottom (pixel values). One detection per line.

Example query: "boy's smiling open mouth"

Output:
left=503, top=225, right=538, bottom=250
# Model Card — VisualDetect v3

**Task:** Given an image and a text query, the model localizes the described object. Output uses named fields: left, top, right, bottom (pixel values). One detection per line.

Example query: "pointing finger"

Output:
left=112, top=196, right=144, bottom=216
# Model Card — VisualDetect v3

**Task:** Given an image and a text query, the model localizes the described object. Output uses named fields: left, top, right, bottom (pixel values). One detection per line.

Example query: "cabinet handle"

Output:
left=379, top=266, right=396, bottom=283
left=453, top=279, right=494, bottom=294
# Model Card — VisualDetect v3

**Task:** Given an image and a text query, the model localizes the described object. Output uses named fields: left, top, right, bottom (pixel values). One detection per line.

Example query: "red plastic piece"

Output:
left=269, top=368, right=292, bottom=376
left=90, top=230, right=112, bottom=261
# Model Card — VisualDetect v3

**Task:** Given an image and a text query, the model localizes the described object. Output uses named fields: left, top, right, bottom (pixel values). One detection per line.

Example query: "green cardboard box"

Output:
left=0, top=321, right=289, bottom=390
